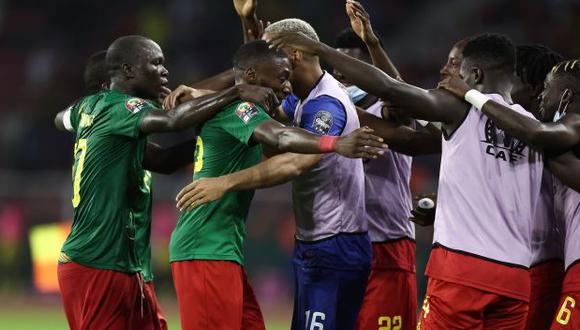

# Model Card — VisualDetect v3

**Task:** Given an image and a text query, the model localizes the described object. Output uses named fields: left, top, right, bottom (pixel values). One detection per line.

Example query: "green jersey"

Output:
left=132, top=147, right=154, bottom=281
left=61, top=90, right=154, bottom=273
left=169, top=101, right=271, bottom=265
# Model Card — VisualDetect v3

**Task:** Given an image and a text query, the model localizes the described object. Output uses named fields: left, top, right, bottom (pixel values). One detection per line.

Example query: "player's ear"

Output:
left=562, top=88, right=574, bottom=104
left=291, top=48, right=303, bottom=63
left=472, top=67, right=483, bottom=85
left=244, top=67, right=257, bottom=83
left=122, top=63, right=135, bottom=79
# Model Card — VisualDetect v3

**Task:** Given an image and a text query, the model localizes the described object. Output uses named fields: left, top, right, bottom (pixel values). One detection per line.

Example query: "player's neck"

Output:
left=292, top=65, right=324, bottom=100
left=110, top=82, right=134, bottom=97
left=478, top=79, right=513, bottom=104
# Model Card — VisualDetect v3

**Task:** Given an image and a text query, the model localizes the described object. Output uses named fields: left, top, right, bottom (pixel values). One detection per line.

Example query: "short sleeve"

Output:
left=298, top=95, right=346, bottom=136
left=109, top=97, right=155, bottom=138
left=220, top=101, right=271, bottom=145
left=281, top=93, right=299, bottom=121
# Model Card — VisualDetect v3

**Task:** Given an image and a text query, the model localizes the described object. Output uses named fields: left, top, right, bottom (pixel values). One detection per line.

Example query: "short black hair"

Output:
left=232, top=40, right=287, bottom=70
left=106, top=35, right=152, bottom=77
left=83, top=50, right=108, bottom=93
left=516, top=45, right=563, bottom=90
left=334, top=28, right=383, bottom=56
left=463, top=33, right=516, bottom=72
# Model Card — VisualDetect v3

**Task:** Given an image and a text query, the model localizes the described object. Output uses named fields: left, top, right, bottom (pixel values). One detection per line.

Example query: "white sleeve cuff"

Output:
left=63, top=108, right=73, bottom=132
left=464, top=89, right=491, bottom=111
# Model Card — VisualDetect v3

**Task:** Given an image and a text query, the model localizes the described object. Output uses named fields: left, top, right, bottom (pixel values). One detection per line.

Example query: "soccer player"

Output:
left=436, top=44, right=566, bottom=330
left=54, top=35, right=280, bottom=330
left=514, top=45, right=565, bottom=330
left=332, top=4, right=438, bottom=327
left=268, top=32, right=545, bottom=328
left=56, top=49, right=188, bottom=330
left=334, top=27, right=418, bottom=330
left=262, top=19, right=382, bottom=330
left=169, top=40, right=386, bottom=330
left=440, top=59, right=580, bottom=329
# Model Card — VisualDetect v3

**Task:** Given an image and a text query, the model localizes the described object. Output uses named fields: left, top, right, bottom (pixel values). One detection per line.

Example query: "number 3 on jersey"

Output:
left=72, top=139, right=87, bottom=207
left=194, top=136, right=204, bottom=172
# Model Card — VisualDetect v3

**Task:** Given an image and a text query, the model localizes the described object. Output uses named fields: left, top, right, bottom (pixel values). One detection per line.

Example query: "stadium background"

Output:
left=0, top=0, right=579, bottom=328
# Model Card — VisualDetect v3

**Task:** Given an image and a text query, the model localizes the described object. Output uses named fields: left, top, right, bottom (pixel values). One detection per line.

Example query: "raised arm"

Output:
left=142, top=139, right=196, bottom=174
left=357, top=108, right=441, bottom=155
left=233, top=0, right=263, bottom=43
left=346, top=0, right=402, bottom=80
left=141, top=84, right=278, bottom=134
left=548, top=150, right=580, bottom=193
left=176, top=153, right=321, bottom=211
left=251, top=119, right=386, bottom=158
left=440, top=75, right=580, bottom=150
left=267, top=33, right=468, bottom=124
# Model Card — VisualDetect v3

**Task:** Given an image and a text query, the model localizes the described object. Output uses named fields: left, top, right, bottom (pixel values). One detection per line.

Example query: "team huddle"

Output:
left=53, top=0, right=580, bottom=329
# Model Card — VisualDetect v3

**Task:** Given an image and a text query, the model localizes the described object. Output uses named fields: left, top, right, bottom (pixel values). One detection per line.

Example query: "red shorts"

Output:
left=418, top=278, right=528, bottom=330
left=171, top=260, right=265, bottom=330
left=550, top=262, right=580, bottom=329
left=58, top=262, right=156, bottom=330
left=144, top=282, right=168, bottom=330
left=356, top=239, right=417, bottom=330
left=526, top=260, right=564, bottom=330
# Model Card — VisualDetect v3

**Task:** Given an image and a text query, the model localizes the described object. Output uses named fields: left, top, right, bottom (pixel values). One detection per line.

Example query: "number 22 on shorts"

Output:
left=378, top=315, right=402, bottom=330
left=305, top=310, right=325, bottom=330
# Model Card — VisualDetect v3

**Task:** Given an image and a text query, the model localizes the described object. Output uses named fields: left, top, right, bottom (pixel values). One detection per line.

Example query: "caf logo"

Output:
left=481, top=119, right=526, bottom=162
left=126, top=98, right=147, bottom=113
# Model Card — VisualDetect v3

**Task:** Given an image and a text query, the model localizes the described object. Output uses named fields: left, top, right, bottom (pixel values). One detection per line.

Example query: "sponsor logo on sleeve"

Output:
left=125, top=98, right=147, bottom=113
left=235, top=102, right=259, bottom=124
left=313, top=110, right=333, bottom=135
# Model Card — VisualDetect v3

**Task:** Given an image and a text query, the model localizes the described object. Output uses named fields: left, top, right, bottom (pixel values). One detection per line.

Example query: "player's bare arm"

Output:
left=357, top=108, right=440, bottom=155
left=233, top=0, right=264, bottom=43
left=346, top=0, right=402, bottom=81
left=142, top=140, right=196, bottom=174
left=440, top=74, right=580, bottom=150
left=548, top=150, right=580, bottom=193
left=176, top=153, right=321, bottom=211
left=266, top=32, right=468, bottom=128
left=163, top=85, right=216, bottom=110
left=251, top=119, right=386, bottom=158
left=190, top=69, right=235, bottom=91
left=140, top=83, right=278, bottom=133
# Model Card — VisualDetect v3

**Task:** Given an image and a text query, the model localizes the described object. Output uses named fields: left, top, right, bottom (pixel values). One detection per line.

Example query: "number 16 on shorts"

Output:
left=305, top=310, right=325, bottom=330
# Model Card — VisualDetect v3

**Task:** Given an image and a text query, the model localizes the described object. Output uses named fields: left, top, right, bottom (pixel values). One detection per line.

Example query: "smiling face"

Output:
left=252, top=56, right=293, bottom=100
left=538, top=72, right=565, bottom=121
left=440, top=42, right=465, bottom=79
